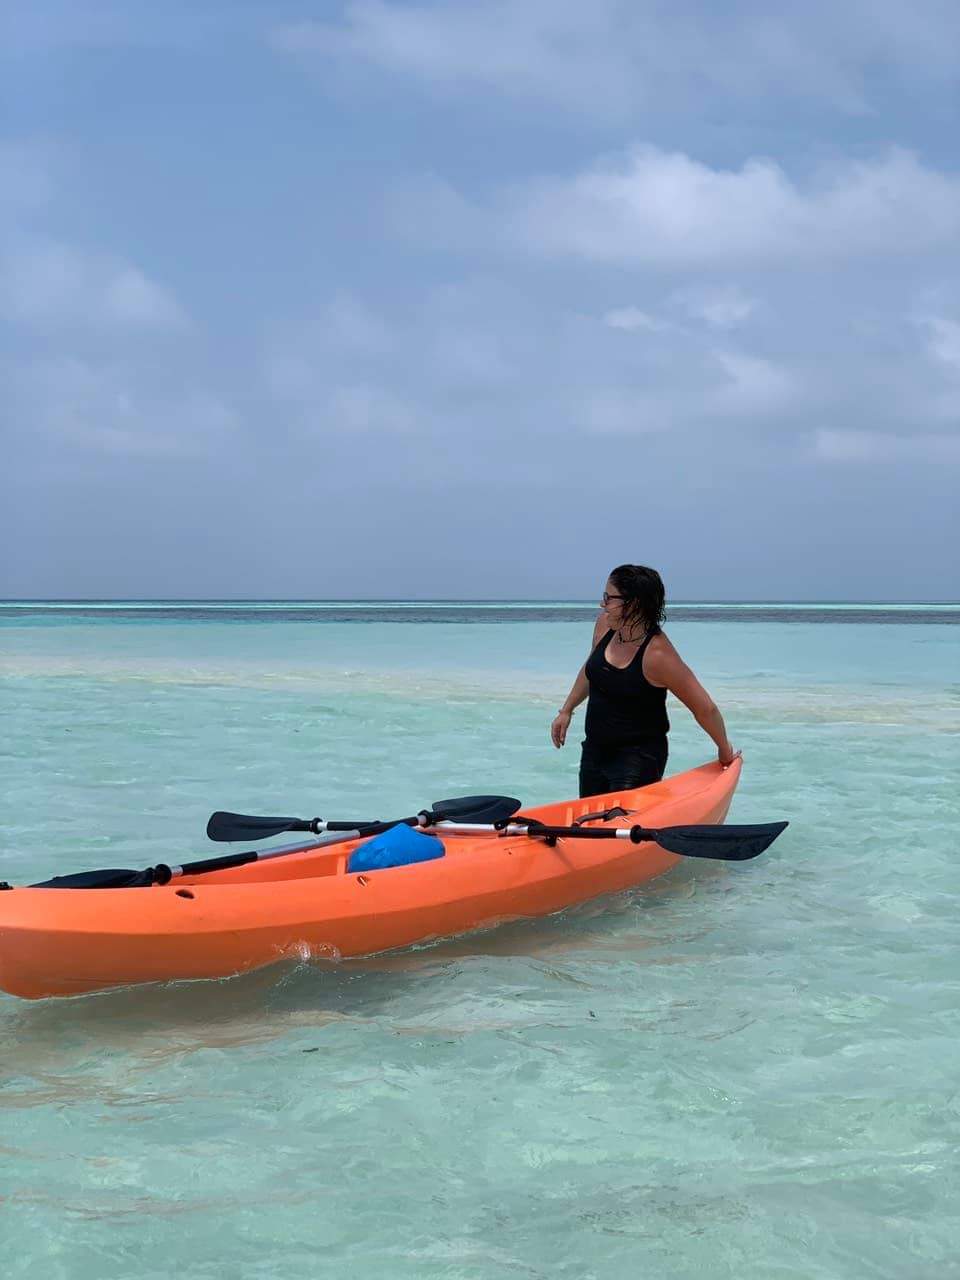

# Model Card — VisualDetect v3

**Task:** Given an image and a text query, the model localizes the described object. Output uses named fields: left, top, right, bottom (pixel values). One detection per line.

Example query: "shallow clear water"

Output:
left=1, top=605, right=958, bottom=1278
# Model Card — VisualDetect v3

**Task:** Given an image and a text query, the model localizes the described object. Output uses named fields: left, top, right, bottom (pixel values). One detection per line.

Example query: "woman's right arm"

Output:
left=551, top=612, right=606, bottom=748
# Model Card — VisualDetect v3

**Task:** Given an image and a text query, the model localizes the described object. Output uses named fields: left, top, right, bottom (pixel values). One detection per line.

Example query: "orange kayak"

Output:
left=0, top=759, right=740, bottom=1000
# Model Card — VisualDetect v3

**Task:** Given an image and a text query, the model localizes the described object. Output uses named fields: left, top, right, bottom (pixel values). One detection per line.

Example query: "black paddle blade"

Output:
left=31, top=867, right=157, bottom=889
left=648, top=820, right=789, bottom=861
left=206, top=811, right=313, bottom=843
left=430, top=795, right=522, bottom=824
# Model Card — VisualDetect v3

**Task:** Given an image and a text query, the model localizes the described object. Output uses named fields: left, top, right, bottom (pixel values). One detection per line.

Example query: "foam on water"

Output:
left=1, top=607, right=958, bottom=1278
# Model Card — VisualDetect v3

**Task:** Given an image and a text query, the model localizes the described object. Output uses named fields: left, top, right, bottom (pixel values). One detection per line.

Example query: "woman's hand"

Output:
left=551, top=711, right=572, bottom=748
left=718, top=744, right=742, bottom=767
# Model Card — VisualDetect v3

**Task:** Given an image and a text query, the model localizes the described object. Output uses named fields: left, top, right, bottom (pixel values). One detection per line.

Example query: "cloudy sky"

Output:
left=3, top=0, right=959, bottom=599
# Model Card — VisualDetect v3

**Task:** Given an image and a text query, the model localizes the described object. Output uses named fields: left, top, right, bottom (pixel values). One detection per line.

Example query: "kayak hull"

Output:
left=0, top=759, right=740, bottom=999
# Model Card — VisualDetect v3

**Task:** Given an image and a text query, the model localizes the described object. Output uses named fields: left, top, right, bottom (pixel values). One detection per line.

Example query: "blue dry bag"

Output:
left=347, top=823, right=445, bottom=873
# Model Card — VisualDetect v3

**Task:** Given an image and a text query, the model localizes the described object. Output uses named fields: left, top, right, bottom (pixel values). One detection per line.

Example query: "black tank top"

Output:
left=584, top=629, right=670, bottom=747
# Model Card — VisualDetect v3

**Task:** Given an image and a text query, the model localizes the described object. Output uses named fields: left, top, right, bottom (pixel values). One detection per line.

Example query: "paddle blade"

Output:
left=648, top=820, right=789, bottom=861
left=31, top=867, right=157, bottom=889
left=430, top=795, right=522, bottom=824
left=206, top=811, right=312, bottom=842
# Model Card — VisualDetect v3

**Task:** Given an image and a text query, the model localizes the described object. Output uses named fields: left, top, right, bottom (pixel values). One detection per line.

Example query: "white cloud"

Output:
left=604, top=293, right=759, bottom=338
left=603, top=307, right=668, bottom=332
left=1, top=240, right=188, bottom=332
left=102, top=265, right=187, bottom=329
left=10, top=357, right=237, bottom=457
left=0, top=144, right=212, bottom=461
left=502, top=146, right=960, bottom=267
left=675, top=286, right=757, bottom=330
left=265, top=331, right=422, bottom=435
left=318, top=295, right=394, bottom=356
left=258, top=280, right=960, bottom=461
left=273, top=0, right=960, bottom=118
left=920, top=316, right=960, bottom=373
left=713, top=351, right=794, bottom=415
left=385, top=147, right=960, bottom=270
left=1, top=144, right=190, bottom=338
left=264, top=280, right=534, bottom=439
left=814, top=428, right=960, bottom=464
left=326, top=384, right=418, bottom=433
left=580, top=388, right=669, bottom=434
left=272, top=1, right=639, bottom=115
left=574, top=348, right=794, bottom=435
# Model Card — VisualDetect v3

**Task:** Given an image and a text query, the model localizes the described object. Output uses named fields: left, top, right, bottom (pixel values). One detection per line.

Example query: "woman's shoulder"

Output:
left=640, top=629, right=677, bottom=689
left=644, top=627, right=680, bottom=661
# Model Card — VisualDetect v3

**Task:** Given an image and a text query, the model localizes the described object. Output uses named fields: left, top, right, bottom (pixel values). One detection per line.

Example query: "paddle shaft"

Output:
left=155, top=830, right=363, bottom=883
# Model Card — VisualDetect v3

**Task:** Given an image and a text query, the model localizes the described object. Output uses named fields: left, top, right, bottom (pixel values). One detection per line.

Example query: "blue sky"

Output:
left=2, top=0, right=959, bottom=599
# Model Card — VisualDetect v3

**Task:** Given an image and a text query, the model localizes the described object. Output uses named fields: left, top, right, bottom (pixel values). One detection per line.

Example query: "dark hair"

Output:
left=609, top=564, right=666, bottom=634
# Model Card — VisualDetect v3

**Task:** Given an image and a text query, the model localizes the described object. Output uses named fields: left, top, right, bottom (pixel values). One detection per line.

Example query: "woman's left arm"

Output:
left=644, top=635, right=741, bottom=767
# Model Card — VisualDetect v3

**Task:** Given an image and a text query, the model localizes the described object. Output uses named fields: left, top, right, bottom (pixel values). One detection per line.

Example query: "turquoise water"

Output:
left=1, top=604, right=958, bottom=1278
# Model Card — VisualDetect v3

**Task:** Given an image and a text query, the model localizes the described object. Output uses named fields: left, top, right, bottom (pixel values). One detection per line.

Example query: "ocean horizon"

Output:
left=3, top=597, right=958, bottom=604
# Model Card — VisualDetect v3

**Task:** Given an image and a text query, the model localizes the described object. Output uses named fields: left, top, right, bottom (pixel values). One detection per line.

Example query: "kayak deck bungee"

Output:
left=0, top=759, right=742, bottom=1000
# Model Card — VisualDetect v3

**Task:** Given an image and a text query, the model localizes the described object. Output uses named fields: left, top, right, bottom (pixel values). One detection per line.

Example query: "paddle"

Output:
left=30, top=795, right=523, bottom=890
left=206, top=794, right=522, bottom=843
left=203, top=807, right=786, bottom=862
left=497, top=816, right=788, bottom=860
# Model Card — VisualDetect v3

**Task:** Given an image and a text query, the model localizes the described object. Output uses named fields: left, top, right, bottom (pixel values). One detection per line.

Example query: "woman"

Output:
left=551, top=565, right=741, bottom=798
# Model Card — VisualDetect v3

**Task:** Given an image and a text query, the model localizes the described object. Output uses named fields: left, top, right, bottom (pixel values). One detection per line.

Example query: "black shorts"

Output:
left=578, top=738, right=668, bottom=799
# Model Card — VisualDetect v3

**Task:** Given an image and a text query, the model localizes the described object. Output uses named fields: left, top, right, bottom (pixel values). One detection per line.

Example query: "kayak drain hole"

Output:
left=176, top=889, right=195, bottom=900
left=356, top=875, right=369, bottom=887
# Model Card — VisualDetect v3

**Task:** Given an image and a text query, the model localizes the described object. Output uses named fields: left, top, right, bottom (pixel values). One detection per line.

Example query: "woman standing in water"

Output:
left=551, top=565, right=741, bottom=798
